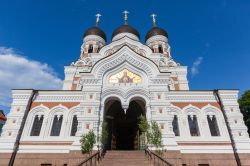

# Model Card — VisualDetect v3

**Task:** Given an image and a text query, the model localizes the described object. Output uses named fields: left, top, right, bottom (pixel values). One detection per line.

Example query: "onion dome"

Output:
left=145, top=14, right=168, bottom=42
left=112, top=10, right=140, bottom=40
left=83, top=26, right=107, bottom=42
left=145, top=27, right=168, bottom=42
left=112, top=24, right=140, bottom=39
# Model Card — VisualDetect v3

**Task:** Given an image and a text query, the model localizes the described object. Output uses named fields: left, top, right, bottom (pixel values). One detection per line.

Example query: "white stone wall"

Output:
left=1, top=33, right=250, bottom=155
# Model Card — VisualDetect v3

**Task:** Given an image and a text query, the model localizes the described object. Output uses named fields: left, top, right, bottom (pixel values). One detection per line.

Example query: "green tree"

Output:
left=138, top=115, right=149, bottom=149
left=100, top=121, right=108, bottom=148
left=238, top=90, right=250, bottom=136
left=138, top=115, right=149, bottom=133
left=80, top=130, right=96, bottom=154
left=147, top=121, right=163, bottom=154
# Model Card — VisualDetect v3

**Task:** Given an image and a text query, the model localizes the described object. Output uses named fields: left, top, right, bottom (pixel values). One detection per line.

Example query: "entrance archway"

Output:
left=104, top=98, right=146, bottom=150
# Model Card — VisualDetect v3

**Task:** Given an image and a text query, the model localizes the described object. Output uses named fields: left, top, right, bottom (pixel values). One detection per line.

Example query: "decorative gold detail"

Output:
left=109, top=69, right=142, bottom=84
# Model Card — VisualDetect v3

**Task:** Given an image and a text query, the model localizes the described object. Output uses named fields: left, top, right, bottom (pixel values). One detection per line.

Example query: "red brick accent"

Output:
left=73, top=77, right=80, bottom=81
left=171, top=102, right=220, bottom=109
left=171, top=77, right=178, bottom=81
left=71, top=84, right=77, bottom=90
left=174, top=84, right=180, bottom=90
left=171, top=77, right=180, bottom=91
left=31, top=102, right=80, bottom=109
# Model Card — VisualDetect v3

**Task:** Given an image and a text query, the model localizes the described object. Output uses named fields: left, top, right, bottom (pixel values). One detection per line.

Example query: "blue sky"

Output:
left=0, top=0, right=250, bottom=114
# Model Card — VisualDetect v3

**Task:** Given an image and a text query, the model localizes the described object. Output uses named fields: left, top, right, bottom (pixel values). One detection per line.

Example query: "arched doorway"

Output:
left=104, top=98, right=146, bottom=150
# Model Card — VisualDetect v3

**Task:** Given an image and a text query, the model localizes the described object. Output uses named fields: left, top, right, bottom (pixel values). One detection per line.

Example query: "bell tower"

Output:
left=145, top=14, right=171, bottom=58
left=80, top=13, right=106, bottom=60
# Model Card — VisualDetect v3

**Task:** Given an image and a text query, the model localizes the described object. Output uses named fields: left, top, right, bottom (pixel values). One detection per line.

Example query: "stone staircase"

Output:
left=98, top=151, right=151, bottom=166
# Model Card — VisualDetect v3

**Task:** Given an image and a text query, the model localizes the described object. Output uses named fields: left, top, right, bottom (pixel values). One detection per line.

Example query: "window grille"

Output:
left=188, top=115, right=200, bottom=136
left=172, top=115, right=180, bottom=136
left=70, top=115, right=78, bottom=136
left=30, top=115, right=44, bottom=136
left=50, top=115, right=63, bottom=136
left=207, top=115, right=220, bottom=136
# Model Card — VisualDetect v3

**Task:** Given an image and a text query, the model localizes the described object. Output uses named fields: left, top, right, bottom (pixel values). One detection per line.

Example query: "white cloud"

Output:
left=191, top=57, right=203, bottom=77
left=0, top=47, right=63, bottom=108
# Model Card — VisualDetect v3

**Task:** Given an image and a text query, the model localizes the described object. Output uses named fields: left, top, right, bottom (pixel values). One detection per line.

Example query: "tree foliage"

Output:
left=147, top=121, right=163, bottom=153
left=138, top=116, right=163, bottom=151
left=80, top=130, right=96, bottom=154
left=101, top=121, right=108, bottom=148
left=238, top=90, right=250, bottom=136
left=138, top=115, right=149, bottom=133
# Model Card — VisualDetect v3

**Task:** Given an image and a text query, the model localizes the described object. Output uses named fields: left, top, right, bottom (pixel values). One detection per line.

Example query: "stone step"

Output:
left=98, top=151, right=150, bottom=166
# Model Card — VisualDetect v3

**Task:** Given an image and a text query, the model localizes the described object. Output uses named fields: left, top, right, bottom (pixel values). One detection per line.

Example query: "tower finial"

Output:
left=123, top=10, right=129, bottom=25
left=95, top=13, right=101, bottom=26
left=151, top=13, right=157, bottom=27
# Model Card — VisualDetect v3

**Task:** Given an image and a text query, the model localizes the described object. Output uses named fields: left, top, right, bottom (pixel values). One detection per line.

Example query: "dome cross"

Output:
left=151, top=13, right=157, bottom=27
left=95, top=13, right=102, bottom=26
left=123, top=10, right=129, bottom=25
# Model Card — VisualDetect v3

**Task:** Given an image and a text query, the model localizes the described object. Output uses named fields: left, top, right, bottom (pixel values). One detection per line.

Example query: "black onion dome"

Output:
left=145, top=27, right=168, bottom=41
left=112, top=25, right=140, bottom=39
left=83, top=26, right=107, bottom=41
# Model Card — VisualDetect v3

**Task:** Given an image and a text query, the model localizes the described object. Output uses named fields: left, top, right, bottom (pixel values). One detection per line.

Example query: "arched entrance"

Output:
left=104, top=98, right=146, bottom=150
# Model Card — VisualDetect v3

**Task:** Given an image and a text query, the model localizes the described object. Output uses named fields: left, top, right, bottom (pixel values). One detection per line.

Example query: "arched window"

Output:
left=158, top=45, right=163, bottom=53
left=30, top=115, right=44, bottom=136
left=70, top=115, right=78, bottom=136
left=50, top=115, right=63, bottom=136
left=172, top=115, right=180, bottom=136
left=188, top=115, right=200, bottom=136
left=88, top=44, right=93, bottom=53
left=207, top=115, right=220, bottom=136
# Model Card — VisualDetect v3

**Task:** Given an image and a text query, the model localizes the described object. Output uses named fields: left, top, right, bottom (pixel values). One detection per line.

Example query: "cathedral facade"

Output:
left=1, top=13, right=250, bottom=166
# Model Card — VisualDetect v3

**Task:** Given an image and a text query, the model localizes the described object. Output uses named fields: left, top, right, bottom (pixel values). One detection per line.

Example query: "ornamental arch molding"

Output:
left=99, top=36, right=152, bottom=57
left=103, top=62, right=148, bottom=85
left=169, top=106, right=182, bottom=116
left=182, top=105, right=201, bottom=116
left=91, top=46, right=160, bottom=80
left=202, top=105, right=222, bottom=115
left=24, top=106, right=49, bottom=137
left=101, top=88, right=150, bottom=109
left=126, top=89, right=150, bottom=104
left=44, top=105, right=68, bottom=137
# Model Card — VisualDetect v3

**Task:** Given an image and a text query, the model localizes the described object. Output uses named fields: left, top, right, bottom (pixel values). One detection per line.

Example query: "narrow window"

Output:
left=172, top=115, right=180, bottom=136
left=70, top=115, right=78, bottom=136
left=88, top=44, right=93, bottom=53
left=30, top=115, right=44, bottom=136
left=50, top=115, right=63, bottom=136
left=207, top=115, right=220, bottom=136
left=158, top=45, right=163, bottom=53
left=188, top=115, right=200, bottom=136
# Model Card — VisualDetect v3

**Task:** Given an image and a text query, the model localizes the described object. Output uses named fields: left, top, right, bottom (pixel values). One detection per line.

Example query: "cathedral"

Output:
left=1, top=12, right=250, bottom=166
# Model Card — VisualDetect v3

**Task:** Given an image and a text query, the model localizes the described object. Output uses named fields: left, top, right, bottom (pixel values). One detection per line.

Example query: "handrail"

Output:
left=145, top=148, right=172, bottom=166
left=77, top=150, right=102, bottom=166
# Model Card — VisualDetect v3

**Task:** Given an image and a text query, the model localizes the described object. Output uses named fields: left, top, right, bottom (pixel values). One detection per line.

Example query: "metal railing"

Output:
left=77, top=150, right=104, bottom=166
left=145, top=148, right=172, bottom=166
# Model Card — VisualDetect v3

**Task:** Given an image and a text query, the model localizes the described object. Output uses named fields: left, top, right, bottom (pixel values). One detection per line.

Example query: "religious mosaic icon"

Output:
left=109, top=69, right=142, bottom=84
